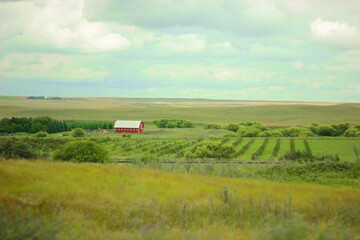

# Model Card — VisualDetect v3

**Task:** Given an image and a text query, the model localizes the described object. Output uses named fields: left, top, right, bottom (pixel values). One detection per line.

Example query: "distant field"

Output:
left=1, top=96, right=359, bottom=126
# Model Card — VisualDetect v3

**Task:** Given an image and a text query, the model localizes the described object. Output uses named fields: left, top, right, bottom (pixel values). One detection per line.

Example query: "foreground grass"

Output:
left=1, top=160, right=360, bottom=239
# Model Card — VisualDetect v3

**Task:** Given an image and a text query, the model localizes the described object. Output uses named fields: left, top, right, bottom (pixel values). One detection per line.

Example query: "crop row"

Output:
left=109, top=138, right=359, bottom=161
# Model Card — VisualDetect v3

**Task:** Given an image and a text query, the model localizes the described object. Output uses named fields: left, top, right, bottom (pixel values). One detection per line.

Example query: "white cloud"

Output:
left=147, top=87, right=159, bottom=93
left=213, top=41, right=236, bottom=52
left=268, top=86, right=284, bottom=91
left=292, top=60, right=304, bottom=70
left=296, top=76, right=335, bottom=89
left=249, top=43, right=297, bottom=59
left=158, top=33, right=206, bottom=52
left=0, top=0, right=130, bottom=53
left=0, top=53, right=108, bottom=81
left=310, top=17, right=360, bottom=48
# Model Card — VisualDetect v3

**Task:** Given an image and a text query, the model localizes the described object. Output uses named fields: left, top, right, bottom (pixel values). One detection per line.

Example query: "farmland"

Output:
left=1, top=96, right=360, bottom=125
left=1, top=96, right=360, bottom=239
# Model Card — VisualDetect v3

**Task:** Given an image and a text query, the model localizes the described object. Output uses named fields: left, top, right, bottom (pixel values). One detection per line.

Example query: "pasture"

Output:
left=1, top=96, right=360, bottom=126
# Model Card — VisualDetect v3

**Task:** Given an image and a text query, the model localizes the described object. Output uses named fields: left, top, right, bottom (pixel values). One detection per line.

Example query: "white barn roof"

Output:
left=114, top=120, right=142, bottom=128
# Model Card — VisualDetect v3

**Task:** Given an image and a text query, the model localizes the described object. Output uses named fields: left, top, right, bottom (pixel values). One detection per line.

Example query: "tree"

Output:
left=0, top=139, right=37, bottom=159
left=72, top=128, right=86, bottom=138
left=153, top=119, right=194, bottom=128
left=226, top=124, right=239, bottom=132
left=54, top=140, right=109, bottom=163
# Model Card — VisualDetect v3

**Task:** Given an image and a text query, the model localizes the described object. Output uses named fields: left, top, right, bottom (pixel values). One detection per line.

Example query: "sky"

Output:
left=0, top=0, right=359, bottom=102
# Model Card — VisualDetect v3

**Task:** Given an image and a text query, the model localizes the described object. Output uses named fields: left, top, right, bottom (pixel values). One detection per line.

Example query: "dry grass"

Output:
left=1, top=96, right=359, bottom=125
left=1, top=159, right=359, bottom=239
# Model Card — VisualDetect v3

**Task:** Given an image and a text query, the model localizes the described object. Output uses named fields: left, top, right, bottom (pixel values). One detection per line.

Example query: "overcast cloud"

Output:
left=0, top=0, right=359, bottom=102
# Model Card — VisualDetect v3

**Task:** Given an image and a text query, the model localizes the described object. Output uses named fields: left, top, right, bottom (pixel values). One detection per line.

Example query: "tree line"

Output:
left=153, top=119, right=194, bottom=128
left=205, top=121, right=359, bottom=137
left=0, top=116, right=113, bottom=134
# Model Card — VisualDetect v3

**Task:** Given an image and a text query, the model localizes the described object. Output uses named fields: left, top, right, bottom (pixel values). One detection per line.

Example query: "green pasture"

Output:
left=308, top=139, right=360, bottom=160
left=1, top=96, right=360, bottom=126
left=86, top=132, right=360, bottom=161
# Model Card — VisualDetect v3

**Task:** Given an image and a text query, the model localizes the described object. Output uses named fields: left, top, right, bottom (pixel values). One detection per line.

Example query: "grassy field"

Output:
left=1, top=96, right=360, bottom=126
left=1, top=96, right=360, bottom=239
left=84, top=131, right=360, bottom=161
left=1, top=160, right=360, bottom=239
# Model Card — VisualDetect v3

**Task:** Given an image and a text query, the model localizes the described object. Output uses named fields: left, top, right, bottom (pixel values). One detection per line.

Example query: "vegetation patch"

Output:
left=259, top=162, right=360, bottom=185
left=54, top=140, right=109, bottom=163
left=195, top=142, right=235, bottom=159
left=154, top=119, right=194, bottom=128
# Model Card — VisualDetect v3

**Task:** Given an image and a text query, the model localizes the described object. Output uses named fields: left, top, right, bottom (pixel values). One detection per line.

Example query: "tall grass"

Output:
left=1, top=160, right=359, bottom=239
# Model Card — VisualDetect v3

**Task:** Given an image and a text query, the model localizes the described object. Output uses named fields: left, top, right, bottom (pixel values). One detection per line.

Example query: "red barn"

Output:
left=114, top=120, right=144, bottom=133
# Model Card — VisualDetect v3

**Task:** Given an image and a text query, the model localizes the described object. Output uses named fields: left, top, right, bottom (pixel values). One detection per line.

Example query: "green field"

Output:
left=1, top=96, right=360, bottom=126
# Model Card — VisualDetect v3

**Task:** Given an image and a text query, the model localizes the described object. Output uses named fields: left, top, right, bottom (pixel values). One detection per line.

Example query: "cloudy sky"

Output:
left=0, top=0, right=359, bottom=102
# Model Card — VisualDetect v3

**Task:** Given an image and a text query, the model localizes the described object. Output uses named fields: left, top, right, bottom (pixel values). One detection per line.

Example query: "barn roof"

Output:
left=114, top=120, right=142, bottom=128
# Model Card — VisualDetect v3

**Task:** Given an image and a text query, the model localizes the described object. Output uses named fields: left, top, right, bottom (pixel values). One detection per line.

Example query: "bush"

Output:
left=236, top=122, right=267, bottom=137
left=258, top=129, right=284, bottom=137
left=0, top=138, right=37, bottom=159
left=226, top=124, right=239, bottom=132
left=238, top=125, right=262, bottom=137
left=36, top=131, right=47, bottom=138
left=309, top=123, right=349, bottom=136
left=204, top=124, right=221, bottom=129
left=54, top=140, right=109, bottom=163
left=344, top=128, right=360, bottom=137
left=153, top=119, right=194, bottom=128
left=195, top=142, right=235, bottom=159
left=72, top=128, right=85, bottom=138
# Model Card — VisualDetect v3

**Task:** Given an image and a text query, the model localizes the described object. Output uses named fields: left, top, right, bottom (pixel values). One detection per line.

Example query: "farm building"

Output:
left=114, top=120, right=144, bottom=133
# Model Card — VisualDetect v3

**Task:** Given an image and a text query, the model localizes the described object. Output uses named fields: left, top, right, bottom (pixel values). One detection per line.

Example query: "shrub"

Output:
left=35, top=131, right=47, bottom=138
left=226, top=124, right=239, bottom=132
left=0, top=138, right=37, bottom=159
left=309, top=123, right=349, bottom=136
left=153, top=119, right=194, bottom=128
left=344, top=128, right=360, bottom=137
left=72, top=128, right=85, bottom=138
left=54, top=140, right=109, bottom=163
left=281, top=127, right=304, bottom=137
left=238, top=125, right=262, bottom=137
left=258, top=129, right=284, bottom=137
left=195, top=142, right=235, bottom=159
left=204, top=124, right=221, bottom=129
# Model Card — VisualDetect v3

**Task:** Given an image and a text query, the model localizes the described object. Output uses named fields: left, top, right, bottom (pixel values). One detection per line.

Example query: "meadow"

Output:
left=1, top=96, right=360, bottom=239
left=1, top=96, right=360, bottom=125
left=1, top=160, right=360, bottom=239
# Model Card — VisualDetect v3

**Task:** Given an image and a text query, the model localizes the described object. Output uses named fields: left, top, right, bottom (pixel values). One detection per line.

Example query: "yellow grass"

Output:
left=1, top=159, right=359, bottom=239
